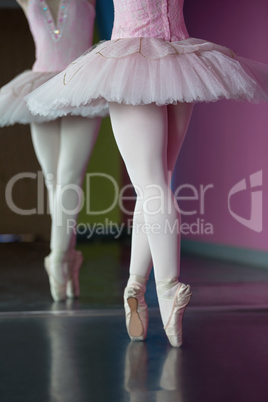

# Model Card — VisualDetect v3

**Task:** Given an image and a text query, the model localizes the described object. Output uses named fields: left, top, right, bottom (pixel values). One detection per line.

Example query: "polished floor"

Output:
left=0, top=241, right=268, bottom=402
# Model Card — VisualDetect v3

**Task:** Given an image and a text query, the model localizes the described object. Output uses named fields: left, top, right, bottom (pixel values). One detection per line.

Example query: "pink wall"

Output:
left=174, top=0, right=268, bottom=251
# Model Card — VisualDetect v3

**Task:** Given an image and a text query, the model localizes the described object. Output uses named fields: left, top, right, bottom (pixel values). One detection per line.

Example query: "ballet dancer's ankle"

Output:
left=156, top=277, right=179, bottom=300
left=127, top=274, right=148, bottom=287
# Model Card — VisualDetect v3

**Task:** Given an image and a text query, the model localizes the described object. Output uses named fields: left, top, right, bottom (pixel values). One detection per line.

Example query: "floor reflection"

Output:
left=124, top=343, right=148, bottom=400
left=124, top=342, right=185, bottom=402
left=43, top=312, right=129, bottom=402
left=1, top=242, right=267, bottom=401
left=46, top=317, right=81, bottom=402
left=0, top=311, right=267, bottom=401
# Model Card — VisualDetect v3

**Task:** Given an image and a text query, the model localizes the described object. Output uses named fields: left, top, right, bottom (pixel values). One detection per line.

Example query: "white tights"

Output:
left=31, top=116, right=101, bottom=257
left=109, top=102, right=193, bottom=325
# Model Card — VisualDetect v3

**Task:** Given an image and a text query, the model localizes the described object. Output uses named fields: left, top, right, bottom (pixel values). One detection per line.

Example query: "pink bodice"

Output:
left=27, top=0, right=95, bottom=72
left=111, top=0, right=189, bottom=41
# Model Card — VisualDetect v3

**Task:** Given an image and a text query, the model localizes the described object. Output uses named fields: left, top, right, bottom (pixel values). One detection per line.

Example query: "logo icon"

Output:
left=228, top=170, right=263, bottom=233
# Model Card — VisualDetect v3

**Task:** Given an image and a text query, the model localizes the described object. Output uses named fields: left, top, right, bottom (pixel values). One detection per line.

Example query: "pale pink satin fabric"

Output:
left=28, top=0, right=95, bottom=72
left=111, top=0, right=189, bottom=41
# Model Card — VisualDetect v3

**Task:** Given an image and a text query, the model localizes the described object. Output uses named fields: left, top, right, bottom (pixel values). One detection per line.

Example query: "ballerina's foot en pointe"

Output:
left=44, top=249, right=83, bottom=302
left=124, top=276, right=192, bottom=347
left=124, top=275, right=149, bottom=341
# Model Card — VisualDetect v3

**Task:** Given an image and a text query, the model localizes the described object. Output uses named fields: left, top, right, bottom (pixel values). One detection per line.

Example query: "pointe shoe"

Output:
left=164, top=283, right=192, bottom=348
left=44, top=254, right=68, bottom=302
left=44, top=250, right=83, bottom=302
left=124, top=283, right=148, bottom=341
left=66, top=250, right=83, bottom=299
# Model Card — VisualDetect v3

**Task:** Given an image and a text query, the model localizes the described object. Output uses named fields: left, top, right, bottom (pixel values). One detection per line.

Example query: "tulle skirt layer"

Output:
left=26, top=37, right=268, bottom=119
left=0, top=70, right=59, bottom=126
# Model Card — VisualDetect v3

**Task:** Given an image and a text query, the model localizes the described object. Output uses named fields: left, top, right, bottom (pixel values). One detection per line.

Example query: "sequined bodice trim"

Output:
left=39, top=0, right=69, bottom=42
left=27, top=0, right=95, bottom=72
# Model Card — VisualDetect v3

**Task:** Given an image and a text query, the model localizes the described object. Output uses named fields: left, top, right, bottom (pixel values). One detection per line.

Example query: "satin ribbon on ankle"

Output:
left=127, top=274, right=148, bottom=287
left=156, top=277, right=179, bottom=299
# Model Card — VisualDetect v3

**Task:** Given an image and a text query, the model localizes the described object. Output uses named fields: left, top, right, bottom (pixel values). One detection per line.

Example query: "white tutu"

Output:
left=0, top=70, right=59, bottom=126
left=26, top=37, right=268, bottom=119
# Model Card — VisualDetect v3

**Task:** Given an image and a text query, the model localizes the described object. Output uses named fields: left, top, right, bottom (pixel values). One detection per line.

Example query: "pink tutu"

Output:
left=0, top=70, right=60, bottom=126
left=26, top=37, right=268, bottom=119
